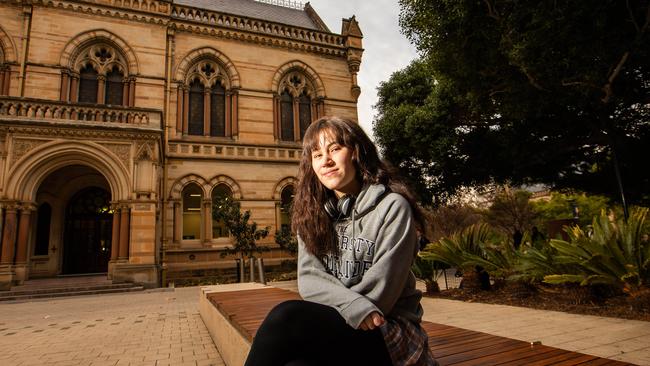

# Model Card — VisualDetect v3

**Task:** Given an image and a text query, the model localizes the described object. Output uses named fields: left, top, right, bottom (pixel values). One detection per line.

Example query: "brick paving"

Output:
left=0, top=287, right=224, bottom=366
left=1, top=281, right=649, bottom=366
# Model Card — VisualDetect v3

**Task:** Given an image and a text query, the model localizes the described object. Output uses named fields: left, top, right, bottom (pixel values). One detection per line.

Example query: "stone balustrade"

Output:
left=168, top=142, right=301, bottom=162
left=0, top=97, right=162, bottom=129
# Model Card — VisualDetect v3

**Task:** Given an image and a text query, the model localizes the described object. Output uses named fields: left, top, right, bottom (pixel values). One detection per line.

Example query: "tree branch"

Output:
left=561, top=80, right=601, bottom=90
left=601, top=51, right=630, bottom=104
left=483, top=0, right=500, bottom=20
left=600, top=3, right=648, bottom=104
left=519, top=64, right=547, bottom=91
left=627, top=0, right=641, bottom=33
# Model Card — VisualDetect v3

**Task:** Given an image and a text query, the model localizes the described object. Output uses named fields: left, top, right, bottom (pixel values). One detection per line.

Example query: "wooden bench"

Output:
left=199, top=285, right=635, bottom=366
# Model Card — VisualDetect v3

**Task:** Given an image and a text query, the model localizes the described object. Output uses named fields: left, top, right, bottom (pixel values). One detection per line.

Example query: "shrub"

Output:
left=544, top=208, right=650, bottom=298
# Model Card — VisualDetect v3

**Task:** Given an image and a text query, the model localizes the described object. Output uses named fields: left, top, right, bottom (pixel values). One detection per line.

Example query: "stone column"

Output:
left=272, top=94, right=279, bottom=140
left=173, top=201, right=181, bottom=243
left=0, top=206, right=18, bottom=265
left=203, top=89, right=210, bottom=136
left=122, top=77, right=130, bottom=106
left=69, top=73, right=79, bottom=102
left=176, top=85, right=184, bottom=132
left=2, top=68, right=9, bottom=95
left=292, top=97, right=300, bottom=141
left=97, top=75, right=106, bottom=104
left=14, top=206, right=33, bottom=264
left=182, top=88, right=189, bottom=134
left=128, top=78, right=135, bottom=107
left=118, top=205, right=130, bottom=260
left=110, top=205, right=120, bottom=261
left=231, top=90, right=238, bottom=136
left=60, top=71, right=69, bottom=101
left=203, top=199, right=212, bottom=243
left=0, top=68, right=5, bottom=96
left=225, top=93, right=232, bottom=137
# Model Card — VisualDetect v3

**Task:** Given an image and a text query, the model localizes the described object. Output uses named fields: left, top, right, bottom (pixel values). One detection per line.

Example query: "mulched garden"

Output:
left=425, top=283, right=650, bottom=322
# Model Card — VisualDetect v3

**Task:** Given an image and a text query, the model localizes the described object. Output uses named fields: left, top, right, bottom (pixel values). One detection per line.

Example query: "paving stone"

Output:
left=0, top=287, right=223, bottom=366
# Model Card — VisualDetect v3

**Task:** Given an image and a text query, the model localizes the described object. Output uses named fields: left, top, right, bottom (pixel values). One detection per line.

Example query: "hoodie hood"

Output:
left=353, top=184, right=389, bottom=218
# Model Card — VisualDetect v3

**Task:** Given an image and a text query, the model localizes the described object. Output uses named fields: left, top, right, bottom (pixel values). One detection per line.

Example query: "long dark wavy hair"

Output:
left=292, top=116, right=424, bottom=257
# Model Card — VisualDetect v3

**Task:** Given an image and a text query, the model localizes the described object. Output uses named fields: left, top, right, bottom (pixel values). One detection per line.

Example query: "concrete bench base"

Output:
left=199, top=283, right=269, bottom=366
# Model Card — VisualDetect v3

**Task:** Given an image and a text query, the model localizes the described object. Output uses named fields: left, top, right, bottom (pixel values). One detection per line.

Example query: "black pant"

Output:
left=244, top=300, right=393, bottom=366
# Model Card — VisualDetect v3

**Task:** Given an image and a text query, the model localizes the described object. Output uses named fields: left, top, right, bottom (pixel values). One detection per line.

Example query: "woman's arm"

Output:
left=298, top=239, right=381, bottom=329
left=349, top=194, right=419, bottom=316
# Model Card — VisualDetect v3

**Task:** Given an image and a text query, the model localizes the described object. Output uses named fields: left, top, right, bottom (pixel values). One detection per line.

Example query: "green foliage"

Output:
left=421, top=223, right=517, bottom=282
left=428, top=204, right=484, bottom=241
left=274, top=227, right=298, bottom=255
left=212, top=196, right=270, bottom=259
left=543, top=208, right=650, bottom=296
left=485, top=188, right=537, bottom=236
left=375, top=1, right=650, bottom=205
left=532, top=192, right=612, bottom=228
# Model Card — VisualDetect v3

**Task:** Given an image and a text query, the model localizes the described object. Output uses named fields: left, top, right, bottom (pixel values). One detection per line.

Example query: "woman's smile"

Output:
left=311, top=132, right=361, bottom=197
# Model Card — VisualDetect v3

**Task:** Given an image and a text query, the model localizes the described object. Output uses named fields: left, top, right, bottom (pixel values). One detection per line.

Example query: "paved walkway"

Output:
left=0, top=287, right=223, bottom=366
left=0, top=281, right=649, bottom=365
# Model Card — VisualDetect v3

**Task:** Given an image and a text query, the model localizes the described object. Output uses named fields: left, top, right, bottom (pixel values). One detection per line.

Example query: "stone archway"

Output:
left=32, top=165, right=115, bottom=277
left=2, top=141, right=130, bottom=282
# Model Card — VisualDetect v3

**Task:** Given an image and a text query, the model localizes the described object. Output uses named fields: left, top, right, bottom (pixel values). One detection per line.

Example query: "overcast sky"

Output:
left=307, top=0, right=419, bottom=140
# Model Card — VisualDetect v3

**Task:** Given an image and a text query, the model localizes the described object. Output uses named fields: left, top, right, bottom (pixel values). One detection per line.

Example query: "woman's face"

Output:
left=311, top=131, right=361, bottom=198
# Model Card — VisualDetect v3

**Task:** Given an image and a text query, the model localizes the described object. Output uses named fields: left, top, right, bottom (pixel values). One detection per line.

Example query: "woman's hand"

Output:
left=359, top=311, right=385, bottom=331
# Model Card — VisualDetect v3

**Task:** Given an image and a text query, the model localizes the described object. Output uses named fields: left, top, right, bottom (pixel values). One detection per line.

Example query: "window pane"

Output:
left=210, top=83, right=226, bottom=137
left=280, top=185, right=294, bottom=232
left=188, top=80, right=204, bottom=135
left=298, top=93, right=311, bottom=139
left=212, top=184, right=232, bottom=238
left=78, top=65, right=98, bottom=103
left=280, top=91, right=293, bottom=141
left=105, top=67, right=124, bottom=106
left=182, top=184, right=202, bottom=240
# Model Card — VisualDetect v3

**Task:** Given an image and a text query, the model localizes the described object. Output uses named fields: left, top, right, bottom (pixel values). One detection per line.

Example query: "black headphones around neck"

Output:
left=324, top=195, right=355, bottom=221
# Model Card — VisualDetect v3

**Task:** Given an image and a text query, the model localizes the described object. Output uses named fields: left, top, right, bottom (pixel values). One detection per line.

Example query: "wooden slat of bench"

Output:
left=206, top=287, right=636, bottom=366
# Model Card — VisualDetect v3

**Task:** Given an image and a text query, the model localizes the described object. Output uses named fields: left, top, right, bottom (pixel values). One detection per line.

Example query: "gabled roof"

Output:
left=174, top=0, right=324, bottom=31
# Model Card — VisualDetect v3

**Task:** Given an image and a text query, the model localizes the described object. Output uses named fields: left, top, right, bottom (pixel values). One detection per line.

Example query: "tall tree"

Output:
left=375, top=0, right=650, bottom=206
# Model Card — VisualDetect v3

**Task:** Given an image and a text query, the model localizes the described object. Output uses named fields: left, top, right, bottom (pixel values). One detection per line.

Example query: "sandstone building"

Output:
left=0, top=0, right=363, bottom=289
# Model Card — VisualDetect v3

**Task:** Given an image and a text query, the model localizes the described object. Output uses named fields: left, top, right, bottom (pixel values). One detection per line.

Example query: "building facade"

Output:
left=0, top=0, right=363, bottom=289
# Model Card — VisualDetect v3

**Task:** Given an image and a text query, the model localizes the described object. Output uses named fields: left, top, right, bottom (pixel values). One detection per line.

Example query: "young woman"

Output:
left=244, top=116, right=437, bottom=366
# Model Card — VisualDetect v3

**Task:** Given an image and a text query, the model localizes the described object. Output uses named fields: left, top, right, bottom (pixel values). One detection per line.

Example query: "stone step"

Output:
left=0, top=282, right=138, bottom=297
left=0, top=284, right=145, bottom=301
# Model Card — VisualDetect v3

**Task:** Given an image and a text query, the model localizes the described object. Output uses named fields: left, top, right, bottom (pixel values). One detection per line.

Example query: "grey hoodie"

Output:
left=298, top=184, right=423, bottom=329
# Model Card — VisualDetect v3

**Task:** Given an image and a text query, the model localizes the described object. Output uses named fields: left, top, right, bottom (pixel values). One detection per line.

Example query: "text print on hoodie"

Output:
left=298, top=184, right=424, bottom=330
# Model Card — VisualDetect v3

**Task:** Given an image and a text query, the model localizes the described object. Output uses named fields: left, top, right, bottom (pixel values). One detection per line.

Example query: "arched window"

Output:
left=210, top=82, right=226, bottom=137
left=34, top=203, right=52, bottom=256
left=211, top=184, right=233, bottom=238
left=64, top=43, right=133, bottom=106
left=275, top=70, right=322, bottom=142
left=279, top=185, right=294, bottom=232
left=188, top=79, right=204, bottom=136
left=105, top=66, right=124, bottom=106
left=182, top=184, right=202, bottom=240
left=179, top=59, right=236, bottom=138
left=78, top=64, right=98, bottom=103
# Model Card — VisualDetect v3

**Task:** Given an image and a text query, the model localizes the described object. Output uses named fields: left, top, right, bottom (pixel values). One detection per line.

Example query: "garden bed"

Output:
left=425, top=284, right=650, bottom=322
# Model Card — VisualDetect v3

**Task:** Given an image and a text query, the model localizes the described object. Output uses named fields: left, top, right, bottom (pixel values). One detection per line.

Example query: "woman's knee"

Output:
left=264, top=300, right=308, bottom=326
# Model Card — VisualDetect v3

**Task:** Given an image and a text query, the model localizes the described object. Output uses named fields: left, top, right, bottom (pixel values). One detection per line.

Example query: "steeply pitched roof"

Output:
left=174, top=0, right=323, bottom=30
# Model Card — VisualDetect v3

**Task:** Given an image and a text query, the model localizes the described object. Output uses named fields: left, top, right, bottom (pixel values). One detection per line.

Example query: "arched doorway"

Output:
left=62, top=187, right=113, bottom=274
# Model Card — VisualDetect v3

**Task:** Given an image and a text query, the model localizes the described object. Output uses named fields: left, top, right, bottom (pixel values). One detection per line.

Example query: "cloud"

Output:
left=308, top=1, right=418, bottom=140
